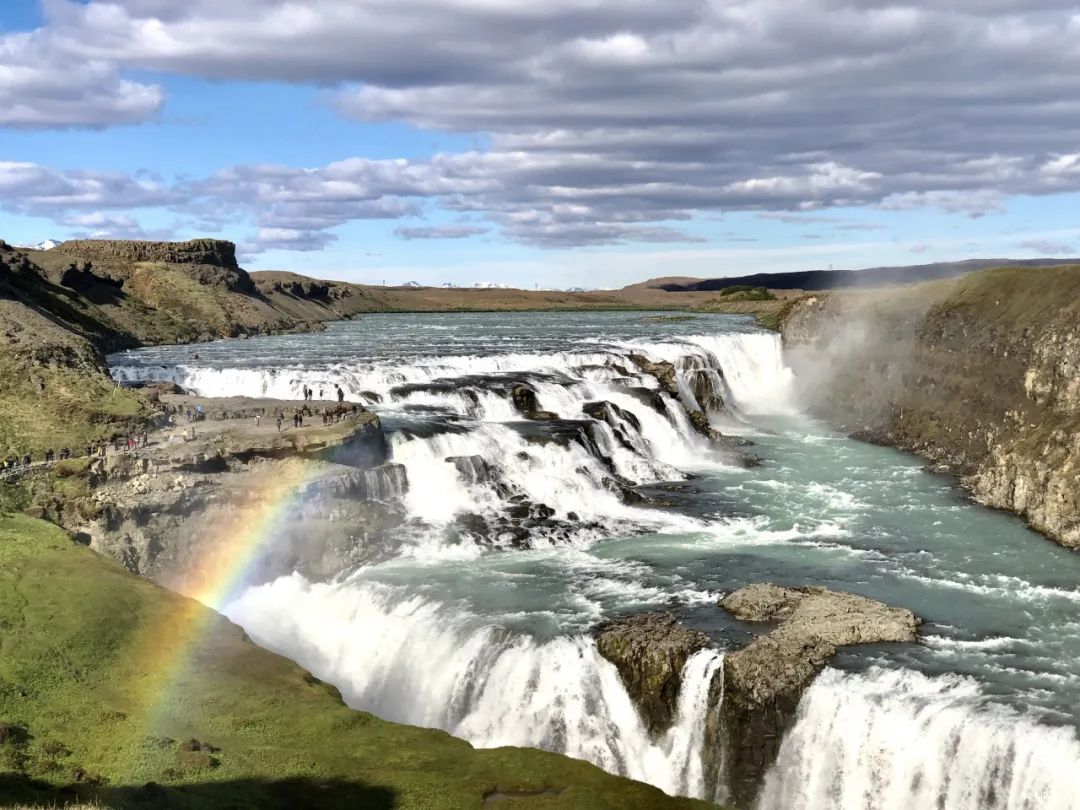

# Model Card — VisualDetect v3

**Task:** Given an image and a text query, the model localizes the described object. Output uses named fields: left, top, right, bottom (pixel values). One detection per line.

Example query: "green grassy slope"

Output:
left=0, top=515, right=712, bottom=810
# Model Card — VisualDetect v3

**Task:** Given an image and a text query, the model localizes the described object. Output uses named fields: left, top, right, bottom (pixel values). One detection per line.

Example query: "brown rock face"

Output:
left=779, top=265, right=1080, bottom=549
left=593, top=613, right=710, bottom=736
left=628, top=353, right=680, bottom=396
left=719, top=584, right=920, bottom=807
left=59, top=239, right=239, bottom=269
left=690, top=369, right=725, bottom=412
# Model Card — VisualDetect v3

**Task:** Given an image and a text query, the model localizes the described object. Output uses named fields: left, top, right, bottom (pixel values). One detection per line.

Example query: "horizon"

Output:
left=2, top=1, right=1079, bottom=287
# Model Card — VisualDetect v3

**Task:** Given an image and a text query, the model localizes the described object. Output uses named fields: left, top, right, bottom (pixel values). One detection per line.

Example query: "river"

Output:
left=109, top=311, right=1080, bottom=809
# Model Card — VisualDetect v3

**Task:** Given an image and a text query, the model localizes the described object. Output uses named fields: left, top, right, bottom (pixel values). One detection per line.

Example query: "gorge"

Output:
left=98, top=309, right=1080, bottom=809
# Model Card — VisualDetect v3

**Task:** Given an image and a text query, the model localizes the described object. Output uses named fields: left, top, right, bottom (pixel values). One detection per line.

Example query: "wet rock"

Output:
left=690, top=369, right=725, bottom=413
left=687, top=410, right=723, bottom=442
left=628, top=354, right=679, bottom=395
left=446, top=455, right=496, bottom=485
left=719, top=583, right=920, bottom=807
left=583, top=400, right=643, bottom=432
left=511, top=383, right=560, bottom=421
left=593, top=613, right=710, bottom=736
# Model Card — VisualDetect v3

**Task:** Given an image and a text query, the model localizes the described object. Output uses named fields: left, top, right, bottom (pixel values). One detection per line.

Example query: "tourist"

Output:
left=141, top=431, right=149, bottom=448
left=318, top=387, right=324, bottom=399
left=336, top=385, right=344, bottom=403
left=297, top=411, right=304, bottom=428
left=276, top=414, right=283, bottom=432
left=254, top=413, right=261, bottom=427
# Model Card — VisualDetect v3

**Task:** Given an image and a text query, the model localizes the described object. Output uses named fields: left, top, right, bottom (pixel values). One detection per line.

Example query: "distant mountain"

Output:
left=438, top=281, right=513, bottom=289
left=644, top=258, right=1080, bottom=293
left=18, top=239, right=62, bottom=251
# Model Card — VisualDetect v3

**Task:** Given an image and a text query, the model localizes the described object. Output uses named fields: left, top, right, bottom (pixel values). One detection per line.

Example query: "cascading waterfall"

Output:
left=109, top=316, right=1080, bottom=809
left=758, top=668, right=1080, bottom=810
left=225, top=575, right=726, bottom=800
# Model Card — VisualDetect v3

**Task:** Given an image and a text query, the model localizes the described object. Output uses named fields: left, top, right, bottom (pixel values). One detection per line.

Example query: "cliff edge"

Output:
left=779, top=264, right=1080, bottom=549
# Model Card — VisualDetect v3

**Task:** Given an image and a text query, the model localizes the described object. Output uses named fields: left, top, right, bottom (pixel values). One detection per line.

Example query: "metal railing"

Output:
left=0, top=459, right=56, bottom=482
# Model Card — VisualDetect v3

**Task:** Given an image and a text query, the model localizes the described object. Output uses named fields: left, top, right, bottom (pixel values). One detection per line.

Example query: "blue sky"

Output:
left=1, top=1, right=1079, bottom=288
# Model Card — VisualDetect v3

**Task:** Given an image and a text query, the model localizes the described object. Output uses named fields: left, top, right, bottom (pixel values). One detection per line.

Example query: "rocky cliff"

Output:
left=780, top=264, right=1080, bottom=549
left=717, top=584, right=919, bottom=807
left=59, top=238, right=241, bottom=270
left=592, top=588, right=919, bottom=808
left=48, top=396, right=409, bottom=589
left=0, top=240, right=395, bottom=457
left=593, top=614, right=710, bottom=735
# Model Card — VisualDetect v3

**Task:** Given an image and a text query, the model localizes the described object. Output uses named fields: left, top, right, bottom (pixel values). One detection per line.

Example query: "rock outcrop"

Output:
left=690, top=369, right=724, bottom=413
left=719, top=584, right=920, bottom=807
left=511, top=383, right=559, bottom=421
left=58, top=238, right=240, bottom=270
left=629, top=354, right=679, bottom=396
left=780, top=264, right=1080, bottom=549
left=57, top=399, right=407, bottom=586
left=593, top=613, right=710, bottom=736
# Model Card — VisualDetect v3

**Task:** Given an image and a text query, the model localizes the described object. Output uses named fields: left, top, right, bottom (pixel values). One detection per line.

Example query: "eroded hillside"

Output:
left=780, top=265, right=1080, bottom=548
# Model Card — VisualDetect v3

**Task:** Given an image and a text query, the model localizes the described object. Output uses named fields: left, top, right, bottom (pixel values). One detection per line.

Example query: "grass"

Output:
left=0, top=514, right=713, bottom=810
left=715, top=286, right=776, bottom=301
left=0, top=350, right=145, bottom=460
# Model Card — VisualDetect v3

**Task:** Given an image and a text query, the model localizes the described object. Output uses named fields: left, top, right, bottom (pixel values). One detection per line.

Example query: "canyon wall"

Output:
left=58, top=238, right=241, bottom=270
left=779, top=265, right=1080, bottom=549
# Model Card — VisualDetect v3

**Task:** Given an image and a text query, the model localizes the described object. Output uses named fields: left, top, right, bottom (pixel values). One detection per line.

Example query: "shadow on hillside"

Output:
left=0, top=773, right=396, bottom=809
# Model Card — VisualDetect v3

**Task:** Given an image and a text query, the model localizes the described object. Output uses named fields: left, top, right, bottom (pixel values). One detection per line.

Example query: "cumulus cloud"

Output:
left=4, top=0, right=1080, bottom=248
left=0, top=28, right=162, bottom=127
left=59, top=212, right=172, bottom=240
left=0, top=161, right=177, bottom=212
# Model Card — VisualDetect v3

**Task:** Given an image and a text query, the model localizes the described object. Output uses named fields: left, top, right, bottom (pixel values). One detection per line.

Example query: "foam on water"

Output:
left=225, top=575, right=726, bottom=800
left=110, top=312, right=1080, bottom=807
left=759, top=667, right=1080, bottom=810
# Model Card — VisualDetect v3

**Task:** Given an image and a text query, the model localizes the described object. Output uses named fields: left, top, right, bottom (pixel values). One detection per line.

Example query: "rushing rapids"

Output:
left=110, top=311, right=1080, bottom=809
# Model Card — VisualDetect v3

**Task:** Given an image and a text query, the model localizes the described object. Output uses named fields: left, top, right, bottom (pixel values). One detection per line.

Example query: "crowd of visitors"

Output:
left=3, top=431, right=152, bottom=475
left=5, top=385, right=361, bottom=475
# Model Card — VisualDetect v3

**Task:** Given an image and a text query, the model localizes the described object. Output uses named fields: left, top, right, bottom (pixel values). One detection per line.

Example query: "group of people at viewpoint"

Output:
left=274, top=384, right=353, bottom=432
left=3, top=433, right=150, bottom=474
left=300, top=384, right=346, bottom=403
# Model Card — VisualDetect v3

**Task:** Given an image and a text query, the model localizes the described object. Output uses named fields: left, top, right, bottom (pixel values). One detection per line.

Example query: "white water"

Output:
left=110, top=313, right=1080, bottom=809
left=760, top=668, right=1080, bottom=810
left=227, top=575, right=726, bottom=800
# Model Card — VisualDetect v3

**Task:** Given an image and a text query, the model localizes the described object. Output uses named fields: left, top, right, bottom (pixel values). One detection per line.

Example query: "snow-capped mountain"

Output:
left=17, top=239, right=62, bottom=251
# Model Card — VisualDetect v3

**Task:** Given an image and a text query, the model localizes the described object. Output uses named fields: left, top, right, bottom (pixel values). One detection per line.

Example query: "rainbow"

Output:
left=130, top=461, right=320, bottom=734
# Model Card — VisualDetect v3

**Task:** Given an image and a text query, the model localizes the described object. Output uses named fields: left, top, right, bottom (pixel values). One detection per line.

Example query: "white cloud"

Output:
left=3, top=1, right=1080, bottom=248
left=0, top=29, right=162, bottom=128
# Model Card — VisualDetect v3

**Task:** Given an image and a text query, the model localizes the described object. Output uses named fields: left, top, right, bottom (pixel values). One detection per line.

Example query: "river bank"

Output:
left=777, top=263, right=1080, bottom=549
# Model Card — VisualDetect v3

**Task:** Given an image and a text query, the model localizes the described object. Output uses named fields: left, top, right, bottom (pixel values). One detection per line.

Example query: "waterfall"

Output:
left=225, top=575, right=726, bottom=800
left=110, top=319, right=1080, bottom=810
left=108, top=333, right=795, bottom=418
left=758, top=667, right=1080, bottom=810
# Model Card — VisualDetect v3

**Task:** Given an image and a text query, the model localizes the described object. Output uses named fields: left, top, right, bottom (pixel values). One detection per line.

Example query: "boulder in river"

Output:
left=511, top=383, right=559, bottom=421
left=690, top=369, right=725, bottom=413
left=719, top=583, right=920, bottom=807
left=593, top=613, right=710, bottom=736
left=628, top=354, right=679, bottom=396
